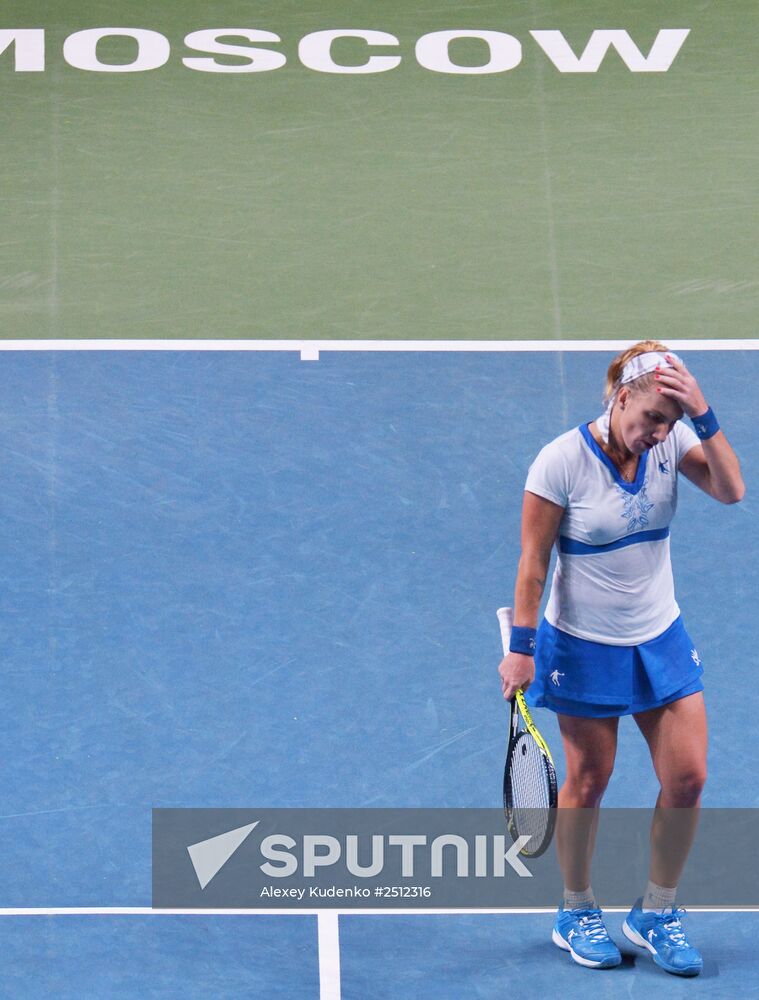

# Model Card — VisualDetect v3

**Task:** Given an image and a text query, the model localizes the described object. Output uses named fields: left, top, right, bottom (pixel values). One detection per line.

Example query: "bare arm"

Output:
left=657, top=352, right=745, bottom=504
left=499, top=491, right=565, bottom=700
left=678, top=436, right=745, bottom=504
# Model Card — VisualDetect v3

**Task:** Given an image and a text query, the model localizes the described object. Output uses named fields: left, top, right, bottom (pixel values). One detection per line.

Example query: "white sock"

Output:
left=642, top=880, right=677, bottom=912
left=563, top=886, right=596, bottom=910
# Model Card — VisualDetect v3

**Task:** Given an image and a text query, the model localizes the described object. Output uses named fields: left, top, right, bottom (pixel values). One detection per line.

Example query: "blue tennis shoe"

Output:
left=622, top=898, right=703, bottom=976
left=552, top=906, right=622, bottom=968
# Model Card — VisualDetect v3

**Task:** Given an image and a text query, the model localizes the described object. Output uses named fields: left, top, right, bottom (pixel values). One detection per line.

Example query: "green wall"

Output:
left=1, top=2, right=756, bottom=340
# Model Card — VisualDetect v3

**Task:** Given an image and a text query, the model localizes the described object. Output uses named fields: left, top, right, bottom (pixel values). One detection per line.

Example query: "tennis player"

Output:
left=498, top=341, right=744, bottom=975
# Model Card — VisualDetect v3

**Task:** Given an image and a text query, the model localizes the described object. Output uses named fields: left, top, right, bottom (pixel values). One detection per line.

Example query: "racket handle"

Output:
left=496, top=606, right=514, bottom=656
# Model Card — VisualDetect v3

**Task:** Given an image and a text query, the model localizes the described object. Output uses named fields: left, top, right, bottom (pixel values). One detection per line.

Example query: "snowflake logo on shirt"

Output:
left=616, top=483, right=655, bottom=533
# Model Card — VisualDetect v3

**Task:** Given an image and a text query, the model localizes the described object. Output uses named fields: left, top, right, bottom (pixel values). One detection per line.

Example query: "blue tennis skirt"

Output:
left=524, top=615, right=704, bottom=718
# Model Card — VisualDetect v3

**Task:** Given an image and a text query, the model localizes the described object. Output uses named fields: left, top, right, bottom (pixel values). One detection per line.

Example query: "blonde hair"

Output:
left=603, top=339, right=670, bottom=405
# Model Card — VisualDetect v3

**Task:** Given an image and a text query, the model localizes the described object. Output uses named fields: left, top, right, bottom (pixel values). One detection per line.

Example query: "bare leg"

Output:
left=633, top=692, right=707, bottom=888
left=556, top=713, right=619, bottom=892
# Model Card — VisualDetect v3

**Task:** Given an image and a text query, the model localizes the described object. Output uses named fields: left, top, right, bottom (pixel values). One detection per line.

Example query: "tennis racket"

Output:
left=497, top=606, right=558, bottom=858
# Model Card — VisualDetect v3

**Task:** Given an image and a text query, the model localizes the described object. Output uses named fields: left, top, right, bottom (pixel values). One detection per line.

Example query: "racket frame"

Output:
left=498, top=607, right=558, bottom=858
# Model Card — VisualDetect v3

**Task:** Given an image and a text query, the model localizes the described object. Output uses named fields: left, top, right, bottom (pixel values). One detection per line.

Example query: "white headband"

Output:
left=596, top=350, right=680, bottom=444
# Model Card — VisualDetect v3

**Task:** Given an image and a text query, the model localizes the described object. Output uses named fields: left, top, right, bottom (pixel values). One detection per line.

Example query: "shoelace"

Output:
left=574, top=909, right=611, bottom=943
left=653, top=907, right=688, bottom=947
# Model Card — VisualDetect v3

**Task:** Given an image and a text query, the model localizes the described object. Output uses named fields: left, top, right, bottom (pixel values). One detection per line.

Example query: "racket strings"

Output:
left=508, top=734, right=553, bottom=807
left=506, top=732, right=555, bottom=849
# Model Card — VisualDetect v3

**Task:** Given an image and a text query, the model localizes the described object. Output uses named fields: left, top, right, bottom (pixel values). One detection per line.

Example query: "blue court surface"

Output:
left=1, top=347, right=757, bottom=996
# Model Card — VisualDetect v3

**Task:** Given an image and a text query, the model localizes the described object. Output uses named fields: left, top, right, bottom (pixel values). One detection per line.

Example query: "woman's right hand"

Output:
left=498, top=652, right=535, bottom=701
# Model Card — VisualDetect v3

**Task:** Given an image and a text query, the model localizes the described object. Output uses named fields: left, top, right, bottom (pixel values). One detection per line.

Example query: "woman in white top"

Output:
left=498, top=340, right=744, bottom=976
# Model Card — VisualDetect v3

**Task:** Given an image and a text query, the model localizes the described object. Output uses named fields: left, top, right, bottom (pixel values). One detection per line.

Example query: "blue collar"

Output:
left=579, top=423, right=649, bottom=495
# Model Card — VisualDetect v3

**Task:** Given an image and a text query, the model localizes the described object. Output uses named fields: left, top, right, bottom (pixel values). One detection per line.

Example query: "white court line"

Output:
left=317, top=912, right=341, bottom=1000
left=0, top=906, right=759, bottom=1000
left=0, top=338, right=758, bottom=361
left=0, top=906, right=757, bottom=915
left=4, top=903, right=756, bottom=998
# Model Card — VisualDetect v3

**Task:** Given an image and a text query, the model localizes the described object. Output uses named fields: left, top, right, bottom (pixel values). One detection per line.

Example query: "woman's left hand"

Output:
left=655, top=354, right=709, bottom=418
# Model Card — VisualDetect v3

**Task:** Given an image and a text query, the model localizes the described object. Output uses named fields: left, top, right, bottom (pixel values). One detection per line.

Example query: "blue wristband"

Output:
left=692, top=406, right=720, bottom=440
left=509, top=626, right=537, bottom=656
